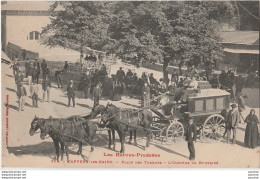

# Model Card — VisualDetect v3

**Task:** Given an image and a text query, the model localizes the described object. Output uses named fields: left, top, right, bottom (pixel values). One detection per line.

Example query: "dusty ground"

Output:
left=1, top=62, right=260, bottom=168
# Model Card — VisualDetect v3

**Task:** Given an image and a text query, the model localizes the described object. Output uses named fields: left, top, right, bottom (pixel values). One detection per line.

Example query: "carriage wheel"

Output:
left=151, top=116, right=168, bottom=139
left=166, top=121, right=184, bottom=143
left=202, top=114, right=225, bottom=141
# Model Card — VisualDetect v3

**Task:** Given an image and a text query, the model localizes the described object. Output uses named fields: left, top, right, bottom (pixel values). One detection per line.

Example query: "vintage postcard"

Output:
left=1, top=1, right=259, bottom=168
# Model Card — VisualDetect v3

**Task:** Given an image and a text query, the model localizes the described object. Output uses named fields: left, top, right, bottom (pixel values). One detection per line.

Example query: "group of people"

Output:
left=223, top=103, right=259, bottom=148
left=185, top=103, right=259, bottom=161
left=12, top=58, right=52, bottom=111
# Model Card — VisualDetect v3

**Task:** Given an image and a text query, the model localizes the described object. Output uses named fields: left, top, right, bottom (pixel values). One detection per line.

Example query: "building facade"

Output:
left=1, top=1, right=79, bottom=61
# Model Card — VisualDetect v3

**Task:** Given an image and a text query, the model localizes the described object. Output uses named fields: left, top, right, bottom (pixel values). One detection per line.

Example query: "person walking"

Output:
left=93, top=82, right=102, bottom=109
left=226, top=104, right=240, bottom=144
left=16, top=83, right=27, bottom=111
left=185, top=114, right=197, bottom=160
left=30, top=80, right=39, bottom=108
left=54, top=67, right=63, bottom=88
left=42, top=76, right=51, bottom=102
left=67, top=80, right=76, bottom=107
left=244, top=109, right=259, bottom=149
left=142, top=82, right=150, bottom=107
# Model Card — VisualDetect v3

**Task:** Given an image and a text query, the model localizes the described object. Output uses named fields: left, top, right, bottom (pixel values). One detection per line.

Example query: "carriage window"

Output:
left=206, top=99, right=214, bottom=111
left=195, top=100, right=204, bottom=112
left=216, top=97, right=224, bottom=110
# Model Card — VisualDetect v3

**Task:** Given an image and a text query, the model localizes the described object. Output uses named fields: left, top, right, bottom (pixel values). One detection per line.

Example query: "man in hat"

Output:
left=67, top=80, right=76, bottom=107
left=16, top=83, right=27, bottom=111
left=12, top=58, right=20, bottom=76
left=54, top=67, right=63, bottom=88
left=81, top=72, right=91, bottom=98
left=42, top=75, right=51, bottom=102
left=93, top=82, right=102, bottom=109
left=30, top=80, right=39, bottom=108
left=185, top=113, right=197, bottom=160
left=15, top=70, right=24, bottom=91
left=33, top=58, right=41, bottom=84
left=116, top=67, right=125, bottom=93
left=226, top=103, right=240, bottom=144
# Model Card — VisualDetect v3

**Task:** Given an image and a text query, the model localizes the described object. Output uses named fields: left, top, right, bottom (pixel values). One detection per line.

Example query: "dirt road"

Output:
left=1, top=63, right=259, bottom=168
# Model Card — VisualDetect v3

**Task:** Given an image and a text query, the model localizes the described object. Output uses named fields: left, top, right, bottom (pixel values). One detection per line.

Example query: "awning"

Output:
left=224, top=48, right=259, bottom=54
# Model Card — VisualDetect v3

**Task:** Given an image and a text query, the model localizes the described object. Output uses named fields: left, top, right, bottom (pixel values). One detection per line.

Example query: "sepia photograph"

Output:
left=1, top=1, right=259, bottom=168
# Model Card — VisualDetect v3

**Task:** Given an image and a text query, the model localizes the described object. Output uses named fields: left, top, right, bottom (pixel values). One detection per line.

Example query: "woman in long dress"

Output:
left=244, top=109, right=259, bottom=149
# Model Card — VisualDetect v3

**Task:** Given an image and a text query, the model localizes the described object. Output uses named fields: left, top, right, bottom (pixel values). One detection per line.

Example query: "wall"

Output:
left=5, top=14, right=80, bottom=62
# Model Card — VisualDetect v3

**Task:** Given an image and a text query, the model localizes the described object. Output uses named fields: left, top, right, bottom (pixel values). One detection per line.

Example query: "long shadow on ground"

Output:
left=152, top=143, right=188, bottom=159
left=6, top=104, right=19, bottom=111
left=52, top=100, right=68, bottom=107
left=76, top=103, right=92, bottom=109
left=6, top=87, right=16, bottom=93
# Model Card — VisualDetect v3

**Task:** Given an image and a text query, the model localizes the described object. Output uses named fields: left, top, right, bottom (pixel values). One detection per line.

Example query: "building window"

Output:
left=27, top=31, right=40, bottom=40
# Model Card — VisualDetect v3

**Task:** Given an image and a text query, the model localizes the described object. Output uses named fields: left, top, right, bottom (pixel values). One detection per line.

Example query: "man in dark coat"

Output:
left=25, top=58, right=30, bottom=77
left=67, top=80, right=76, bottom=107
left=219, top=70, right=227, bottom=88
left=12, top=59, right=20, bottom=76
left=42, top=67, right=50, bottom=80
left=235, top=75, right=245, bottom=96
left=33, top=58, right=41, bottom=84
left=93, top=82, right=102, bottom=109
left=116, top=67, right=125, bottom=83
left=226, top=103, right=240, bottom=144
left=81, top=72, right=91, bottom=98
left=41, top=59, right=48, bottom=75
left=54, top=67, right=63, bottom=88
left=15, top=70, right=24, bottom=91
left=185, top=114, right=197, bottom=160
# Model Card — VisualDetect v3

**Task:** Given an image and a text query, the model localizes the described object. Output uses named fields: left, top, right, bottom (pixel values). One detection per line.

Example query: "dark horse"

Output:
left=29, top=105, right=105, bottom=162
left=100, top=103, right=153, bottom=153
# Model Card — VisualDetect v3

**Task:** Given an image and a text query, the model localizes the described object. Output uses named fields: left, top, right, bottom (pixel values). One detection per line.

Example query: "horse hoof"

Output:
left=128, top=141, right=132, bottom=144
left=91, top=148, right=94, bottom=152
left=134, top=142, right=137, bottom=146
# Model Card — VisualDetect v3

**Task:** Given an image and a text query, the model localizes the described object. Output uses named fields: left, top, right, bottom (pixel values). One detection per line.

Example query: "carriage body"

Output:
left=151, top=82, right=230, bottom=143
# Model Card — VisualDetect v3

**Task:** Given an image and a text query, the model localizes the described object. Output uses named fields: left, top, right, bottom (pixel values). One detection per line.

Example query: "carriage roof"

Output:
left=188, top=88, right=230, bottom=99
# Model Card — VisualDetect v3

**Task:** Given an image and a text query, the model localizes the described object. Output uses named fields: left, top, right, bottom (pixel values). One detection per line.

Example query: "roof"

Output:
left=1, top=2, right=60, bottom=11
left=189, top=88, right=230, bottom=99
left=220, top=31, right=259, bottom=45
left=1, top=50, right=11, bottom=62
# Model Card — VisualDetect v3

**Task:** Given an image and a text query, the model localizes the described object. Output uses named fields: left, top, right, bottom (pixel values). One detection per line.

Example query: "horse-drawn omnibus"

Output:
left=150, top=81, right=230, bottom=143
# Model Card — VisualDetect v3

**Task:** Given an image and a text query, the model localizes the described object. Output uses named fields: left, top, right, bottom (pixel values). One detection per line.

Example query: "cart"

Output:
left=150, top=81, right=230, bottom=143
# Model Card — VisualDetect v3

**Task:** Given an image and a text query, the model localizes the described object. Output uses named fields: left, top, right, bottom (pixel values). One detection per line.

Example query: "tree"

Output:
left=41, top=1, right=112, bottom=63
left=106, top=1, right=235, bottom=80
left=42, top=1, right=236, bottom=80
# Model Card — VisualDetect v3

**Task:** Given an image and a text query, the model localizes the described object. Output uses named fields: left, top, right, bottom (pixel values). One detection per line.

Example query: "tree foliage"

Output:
left=42, top=1, right=237, bottom=79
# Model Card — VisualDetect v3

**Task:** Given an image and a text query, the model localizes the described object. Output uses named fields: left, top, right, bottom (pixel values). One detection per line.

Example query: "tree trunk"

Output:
left=80, top=46, right=84, bottom=64
left=163, top=60, right=169, bottom=83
